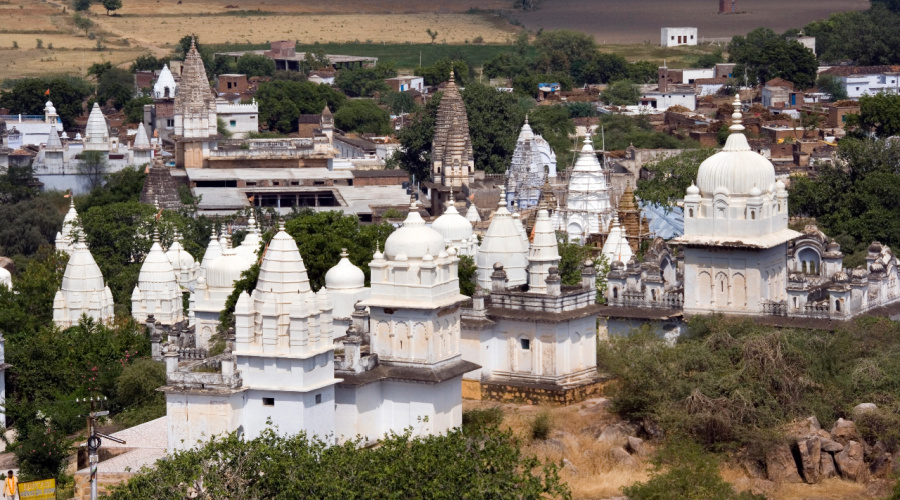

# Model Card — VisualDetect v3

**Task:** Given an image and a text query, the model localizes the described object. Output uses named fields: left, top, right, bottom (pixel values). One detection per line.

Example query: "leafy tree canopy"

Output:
left=816, top=73, right=848, bottom=101
left=601, top=79, right=639, bottom=106
left=96, top=66, right=134, bottom=110
left=415, top=58, right=470, bottom=87
left=102, top=0, right=121, bottom=15
left=635, top=148, right=716, bottom=207
left=235, top=53, right=276, bottom=78
left=333, top=99, right=391, bottom=135
left=728, top=27, right=818, bottom=88
left=529, top=104, right=576, bottom=167
left=533, top=29, right=597, bottom=74
left=130, top=54, right=166, bottom=73
left=461, top=81, right=525, bottom=174
left=255, top=80, right=345, bottom=133
left=109, top=425, right=570, bottom=499
left=805, top=4, right=900, bottom=65
left=0, top=75, right=92, bottom=129
left=123, top=96, right=153, bottom=124
left=334, top=63, right=395, bottom=98
left=858, top=91, right=900, bottom=137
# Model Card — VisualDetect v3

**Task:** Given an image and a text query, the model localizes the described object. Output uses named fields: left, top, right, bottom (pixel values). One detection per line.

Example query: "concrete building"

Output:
left=215, top=98, right=258, bottom=139
left=0, top=100, right=63, bottom=148
left=385, top=76, right=424, bottom=93
left=216, top=41, right=377, bottom=72
left=819, top=66, right=900, bottom=100
left=661, top=27, right=698, bottom=47
left=761, top=78, right=794, bottom=107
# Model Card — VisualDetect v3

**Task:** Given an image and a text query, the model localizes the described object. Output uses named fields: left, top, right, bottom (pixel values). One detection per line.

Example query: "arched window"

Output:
left=835, top=300, right=841, bottom=312
left=721, top=281, right=725, bottom=293
left=751, top=211, right=756, bottom=220
left=651, top=289, right=657, bottom=300
left=793, top=297, right=798, bottom=308
left=613, top=287, right=619, bottom=299
left=689, top=208, right=694, bottom=218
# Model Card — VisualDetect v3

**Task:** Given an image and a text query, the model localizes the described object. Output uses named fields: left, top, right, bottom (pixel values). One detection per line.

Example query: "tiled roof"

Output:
left=821, top=65, right=900, bottom=77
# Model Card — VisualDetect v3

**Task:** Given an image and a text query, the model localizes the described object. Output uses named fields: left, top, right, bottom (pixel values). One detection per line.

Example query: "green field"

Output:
left=206, top=42, right=538, bottom=70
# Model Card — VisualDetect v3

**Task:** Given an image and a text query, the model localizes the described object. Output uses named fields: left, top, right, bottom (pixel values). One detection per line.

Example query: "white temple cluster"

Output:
left=561, top=137, right=612, bottom=242
left=505, top=117, right=557, bottom=210
left=607, top=95, right=900, bottom=320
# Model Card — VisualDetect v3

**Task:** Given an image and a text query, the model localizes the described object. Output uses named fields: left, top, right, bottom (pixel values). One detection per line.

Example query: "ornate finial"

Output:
left=498, top=185, right=507, bottom=208
left=340, top=248, right=348, bottom=258
left=153, top=226, right=160, bottom=243
left=277, top=218, right=285, bottom=232
left=524, top=113, right=529, bottom=125
left=448, top=70, right=455, bottom=85
left=69, top=194, right=75, bottom=209
left=729, top=93, right=745, bottom=133
left=190, top=37, right=197, bottom=51
left=410, top=195, right=417, bottom=210
left=375, top=240, right=380, bottom=254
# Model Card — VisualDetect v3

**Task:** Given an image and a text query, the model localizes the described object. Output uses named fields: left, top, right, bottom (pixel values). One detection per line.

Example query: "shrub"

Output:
left=855, top=409, right=900, bottom=453
left=462, top=406, right=504, bottom=431
left=530, top=410, right=552, bottom=440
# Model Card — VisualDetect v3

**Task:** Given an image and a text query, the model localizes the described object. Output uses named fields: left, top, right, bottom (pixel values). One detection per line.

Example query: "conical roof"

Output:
left=46, top=125, right=63, bottom=149
left=133, top=122, right=151, bottom=150
left=137, top=231, right=179, bottom=294
left=83, top=103, right=110, bottom=151
left=253, top=222, right=313, bottom=317
left=200, top=231, right=222, bottom=273
left=465, top=203, right=481, bottom=223
left=235, top=215, right=261, bottom=266
left=432, top=73, right=473, bottom=178
left=529, top=209, right=559, bottom=264
left=476, top=187, right=528, bottom=288
left=154, top=64, right=177, bottom=99
left=60, top=242, right=107, bottom=294
left=601, top=215, right=633, bottom=264
left=175, top=39, right=214, bottom=111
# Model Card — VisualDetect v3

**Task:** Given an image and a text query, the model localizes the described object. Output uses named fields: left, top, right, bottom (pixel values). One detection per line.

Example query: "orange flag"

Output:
left=45, top=89, right=50, bottom=96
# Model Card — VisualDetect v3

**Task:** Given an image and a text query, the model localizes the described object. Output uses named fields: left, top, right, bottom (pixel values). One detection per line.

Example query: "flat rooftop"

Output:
left=215, top=50, right=377, bottom=65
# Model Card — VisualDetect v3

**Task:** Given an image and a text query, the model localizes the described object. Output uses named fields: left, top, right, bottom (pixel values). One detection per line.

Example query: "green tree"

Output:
left=462, top=81, right=525, bottom=174
left=393, top=92, right=440, bottom=181
left=529, top=104, right=576, bottom=166
left=0, top=76, right=92, bottom=129
left=73, top=0, right=92, bottom=11
left=333, top=99, right=391, bottom=135
left=858, top=91, right=900, bottom=137
left=235, top=53, right=276, bottom=78
left=97, top=66, right=135, bottom=109
left=78, top=151, right=109, bottom=190
left=816, top=73, right=848, bottom=101
left=636, top=148, right=716, bottom=207
left=108, top=425, right=569, bottom=499
left=255, top=80, right=345, bottom=133
left=805, top=5, right=900, bottom=65
left=380, top=91, right=417, bottom=116
left=626, top=60, right=658, bottom=84
left=425, top=28, right=438, bottom=44
left=130, top=54, right=165, bottom=73
left=87, top=61, right=113, bottom=80
left=696, top=50, right=724, bottom=68
left=78, top=166, right=146, bottom=212
left=102, top=0, right=121, bottom=15
left=0, top=164, right=38, bottom=204
left=571, top=53, right=627, bottom=85
left=334, top=64, right=395, bottom=98
left=729, top=28, right=818, bottom=88
left=483, top=52, right=531, bottom=80
left=415, top=59, right=470, bottom=87
left=123, top=96, right=153, bottom=124
left=458, top=255, right=476, bottom=296
left=533, top=29, right=598, bottom=74
left=72, top=12, right=93, bottom=32
left=601, top=79, right=639, bottom=105
left=0, top=194, right=63, bottom=258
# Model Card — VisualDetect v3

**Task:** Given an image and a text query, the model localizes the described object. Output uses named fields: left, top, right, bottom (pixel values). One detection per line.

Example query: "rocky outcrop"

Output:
left=834, top=440, right=866, bottom=481
left=798, top=436, right=822, bottom=484
left=766, top=444, right=804, bottom=483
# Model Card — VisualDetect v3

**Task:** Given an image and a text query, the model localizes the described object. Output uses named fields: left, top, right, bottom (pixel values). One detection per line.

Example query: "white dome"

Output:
left=432, top=204, right=473, bottom=243
left=0, top=266, right=10, bottom=288
left=384, top=204, right=447, bottom=260
left=325, top=250, right=365, bottom=290
left=61, top=242, right=106, bottom=293
left=154, top=64, right=177, bottom=99
left=138, top=239, right=179, bottom=293
left=517, top=116, right=534, bottom=142
left=206, top=247, right=250, bottom=289
left=200, top=232, right=222, bottom=271
left=696, top=96, right=775, bottom=197
left=235, top=215, right=261, bottom=266
left=165, top=237, right=195, bottom=272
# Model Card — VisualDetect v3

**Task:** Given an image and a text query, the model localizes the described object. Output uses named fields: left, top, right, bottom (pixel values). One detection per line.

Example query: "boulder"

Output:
left=834, top=440, right=866, bottom=482
left=610, top=446, right=638, bottom=468
left=852, top=403, right=878, bottom=417
left=870, top=452, right=892, bottom=476
left=798, top=436, right=822, bottom=484
left=830, top=418, right=858, bottom=444
left=806, top=415, right=822, bottom=431
left=820, top=438, right=844, bottom=453
left=597, top=423, right=631, bottom=447
left=820, top=452, right=837, bottom=479
left=766, top=444, right=804, bottom=483
left=626, top=436, right=645, bottom=456
left=641, top=418, right=664, bottom=440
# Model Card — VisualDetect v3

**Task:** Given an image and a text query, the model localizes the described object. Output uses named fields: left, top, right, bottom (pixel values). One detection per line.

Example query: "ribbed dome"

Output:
left=696, top=96, right=775, bottom=197
left=138, top=237, right=179, bottom=293
left=432, top=204, right=473, bottom=243
left=255, top=223, right=311, bottom=295
left=61, top=242, right=107, bottom=293
left=165, top=236, right=195, bottom=272
left=207, top=238, right=252, bottom=290
left=325, top=249, right=365, bottom=290
left=384, top=203, right=446, bottom=260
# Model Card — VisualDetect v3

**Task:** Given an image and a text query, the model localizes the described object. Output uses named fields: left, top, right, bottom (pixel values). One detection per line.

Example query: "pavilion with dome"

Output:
left=605, top=95, right=900, bottom=322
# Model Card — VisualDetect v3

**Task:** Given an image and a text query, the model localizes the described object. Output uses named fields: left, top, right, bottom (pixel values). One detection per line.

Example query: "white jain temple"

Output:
left=606, top=95, right=900, bottom=323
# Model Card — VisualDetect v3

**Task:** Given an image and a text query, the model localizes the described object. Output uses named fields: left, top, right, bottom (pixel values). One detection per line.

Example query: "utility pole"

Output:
left=76, top=396, right=124, bottom=500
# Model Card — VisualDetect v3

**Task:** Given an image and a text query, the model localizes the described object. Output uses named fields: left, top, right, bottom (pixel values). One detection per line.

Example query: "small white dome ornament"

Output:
left=384, top=200, right=446, bottom=261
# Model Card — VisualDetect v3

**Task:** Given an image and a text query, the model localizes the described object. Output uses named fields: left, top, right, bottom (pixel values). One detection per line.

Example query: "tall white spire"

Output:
left=83, top=102, right=110, bottom=152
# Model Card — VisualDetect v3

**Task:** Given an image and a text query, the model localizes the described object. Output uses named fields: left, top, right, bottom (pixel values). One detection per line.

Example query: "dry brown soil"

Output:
left=512, top=0, right=870, bottom=44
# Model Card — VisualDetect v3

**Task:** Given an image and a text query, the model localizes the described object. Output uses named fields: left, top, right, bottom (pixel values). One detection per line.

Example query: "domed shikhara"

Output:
left=61, top=242, right=107, bottom=293
left=695, top=95, right=775, bottom=197
left=432, top=202, right=473, bottom=245
left=384, top=203, right=447, bottom=260
left=54, top=242, right=115, bottom=328
left=138, top=236, right=179, bottom=294
left=325, top=249, right=365, bottom=290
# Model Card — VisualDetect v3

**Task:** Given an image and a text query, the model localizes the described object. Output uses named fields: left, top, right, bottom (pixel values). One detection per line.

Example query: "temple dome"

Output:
left=325, top=250, right=365, bottom=290
left=384, top=204, right=446, bottom=260
left=695, top=95, right=775, bottom=197
left=165, top=236, right=195, bottom=273
left=138, top=236, right=179, bottom=293
left=432, top=203, right=473, bottom=244
left=61, top=242, right=106, bottom=293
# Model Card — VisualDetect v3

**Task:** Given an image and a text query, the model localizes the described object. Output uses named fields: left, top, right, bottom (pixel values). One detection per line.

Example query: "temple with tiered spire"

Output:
left=174, top=38, right=218, bottom=168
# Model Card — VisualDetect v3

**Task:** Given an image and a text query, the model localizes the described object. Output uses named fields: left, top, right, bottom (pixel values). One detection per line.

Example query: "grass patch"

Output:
left=205, top=41, right=536, bottom=69
left=462, top=406, right=504, bottom=431
left=597, top=42, right=724, bottom=68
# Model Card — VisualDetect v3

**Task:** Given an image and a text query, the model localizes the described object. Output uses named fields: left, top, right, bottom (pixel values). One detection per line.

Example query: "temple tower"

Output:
left=174, top=39, right=217, bottom=168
